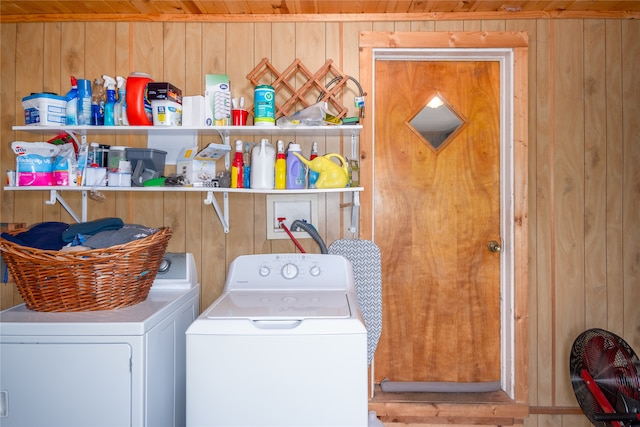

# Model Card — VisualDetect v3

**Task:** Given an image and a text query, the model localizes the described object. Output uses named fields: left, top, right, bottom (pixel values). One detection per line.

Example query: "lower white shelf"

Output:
left=4, top=186, right=362, bottom=233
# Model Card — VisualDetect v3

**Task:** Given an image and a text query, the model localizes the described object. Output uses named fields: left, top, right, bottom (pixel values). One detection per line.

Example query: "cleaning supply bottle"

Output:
left=126, top=72, right=153, bottom=125
left=286, top=143, right=306, bottom=189
left=65, top=76, right=78, bottom=125
left=102, top=75, right=117, bottom=126
left=250, top=138, right=275, bottom=190
left=115, top=76, right=128, bottom=126
left=231, top=140, right=244, bottom=188
left=243, top=142, right=252, bottom=189
left=90, top=77, right=105, bottom=125
left=274, top=140, right=286, bottom=189
left=308, top=141, right=319, bottom=188
left=76, top=78, right=92, bottom=126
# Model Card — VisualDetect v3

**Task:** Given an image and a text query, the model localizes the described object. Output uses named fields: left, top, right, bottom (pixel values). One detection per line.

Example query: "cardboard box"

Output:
left=204, top=74, right=230, bottom=126
left=147, top=82, right=182, bottom=104
left=176, top=143, right=230, bottom=184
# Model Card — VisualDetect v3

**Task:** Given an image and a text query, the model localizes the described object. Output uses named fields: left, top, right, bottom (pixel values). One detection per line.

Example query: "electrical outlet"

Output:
left=266, top=194, right=318, bottom=240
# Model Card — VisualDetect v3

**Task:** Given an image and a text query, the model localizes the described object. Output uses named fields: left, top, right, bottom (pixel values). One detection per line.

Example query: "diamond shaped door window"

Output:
left=408, top=95, right=464, bottom=152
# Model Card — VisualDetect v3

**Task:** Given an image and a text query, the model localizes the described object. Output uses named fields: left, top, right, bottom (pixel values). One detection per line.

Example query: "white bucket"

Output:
left=21, top=93, right=67, bottom=126
left=250, top=138, right=276, bottom=189
left=152, top=100, right=182, bottom=126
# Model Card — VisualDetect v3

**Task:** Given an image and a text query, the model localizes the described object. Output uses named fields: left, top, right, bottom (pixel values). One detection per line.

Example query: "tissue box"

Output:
left=176, top=143, right=230, bottom=184
left=204, top=74, right=230, bottom=126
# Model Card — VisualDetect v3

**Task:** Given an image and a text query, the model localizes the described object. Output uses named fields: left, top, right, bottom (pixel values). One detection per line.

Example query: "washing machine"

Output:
left=0, top=252, right=200, bottom=427
left=186, top=253, right=368, bottom=427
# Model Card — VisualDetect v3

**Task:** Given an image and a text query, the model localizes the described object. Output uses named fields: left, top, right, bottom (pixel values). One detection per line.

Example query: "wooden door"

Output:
left=374, top=60, right=502, bottom=383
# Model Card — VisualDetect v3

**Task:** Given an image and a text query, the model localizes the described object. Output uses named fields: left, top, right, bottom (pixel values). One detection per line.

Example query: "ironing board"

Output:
left=328, top=239, right=382, bottom=366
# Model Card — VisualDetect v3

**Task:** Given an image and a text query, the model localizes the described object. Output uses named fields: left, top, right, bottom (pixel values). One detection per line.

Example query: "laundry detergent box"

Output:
left=176, top=143, right=230, bottom=185
left=11, top=141, right=61, bottom=186
left=204, top=74, right=230, bottom=126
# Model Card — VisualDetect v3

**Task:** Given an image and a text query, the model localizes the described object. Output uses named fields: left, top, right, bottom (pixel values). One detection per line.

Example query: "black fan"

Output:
left=570, top=328, right=640, bottom=427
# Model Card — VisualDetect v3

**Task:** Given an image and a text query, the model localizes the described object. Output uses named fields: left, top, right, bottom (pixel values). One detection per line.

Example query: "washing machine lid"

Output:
left=206, top=290, right=352, bottom=319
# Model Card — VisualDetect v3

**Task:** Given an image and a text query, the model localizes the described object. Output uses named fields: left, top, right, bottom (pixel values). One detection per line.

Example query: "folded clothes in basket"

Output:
left=1, top=221, right=68, bottom=250
left=82, top=224, right=159, bottom=249
left=62, top=217, right=124, bottom=243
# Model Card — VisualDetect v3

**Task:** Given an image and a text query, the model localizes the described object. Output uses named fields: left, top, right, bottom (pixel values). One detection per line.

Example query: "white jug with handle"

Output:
left=250, top=138, right=276, bottom=189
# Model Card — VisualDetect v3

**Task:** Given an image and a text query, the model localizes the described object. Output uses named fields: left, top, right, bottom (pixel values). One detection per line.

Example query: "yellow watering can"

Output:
left=292, top=152, right=349, bottom=189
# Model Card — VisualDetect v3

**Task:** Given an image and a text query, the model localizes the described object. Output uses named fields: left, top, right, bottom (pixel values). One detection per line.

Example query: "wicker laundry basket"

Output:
left=0, top=227, right=172, bottom=312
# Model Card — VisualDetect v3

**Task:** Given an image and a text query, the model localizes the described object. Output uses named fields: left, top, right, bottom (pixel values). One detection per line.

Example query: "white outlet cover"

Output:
left=266, top=194, right=319, bottom=240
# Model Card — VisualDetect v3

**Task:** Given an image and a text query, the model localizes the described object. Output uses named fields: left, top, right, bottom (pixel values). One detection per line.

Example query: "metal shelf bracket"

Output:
left=204, top=191, right=230, bottom=233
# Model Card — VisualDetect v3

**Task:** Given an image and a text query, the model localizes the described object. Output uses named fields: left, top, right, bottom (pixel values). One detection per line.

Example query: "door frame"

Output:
left=359, top=32, right=529, bottom=403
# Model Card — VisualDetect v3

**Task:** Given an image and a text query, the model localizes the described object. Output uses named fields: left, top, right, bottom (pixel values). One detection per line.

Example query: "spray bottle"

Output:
left=274, top=140, right=286, bottom=189
left=65, top=76, right=79, bottom=125
left=115, top=76, right=129, bottom=126
left=102, top=75, right=117, bottom=126
left=231, top=140, right=244, bottom=188
left=308, top=141, right=319, bottom=188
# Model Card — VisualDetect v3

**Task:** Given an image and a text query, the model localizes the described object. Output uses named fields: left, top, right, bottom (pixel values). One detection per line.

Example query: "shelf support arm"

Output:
left=349, top=191, right=360, bottom=234
left=46, top=190, right=83, bottom=223
left=204, top=191, right=230, bottom=233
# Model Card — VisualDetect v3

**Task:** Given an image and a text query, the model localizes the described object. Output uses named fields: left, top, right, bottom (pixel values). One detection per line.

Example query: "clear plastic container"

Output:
left=108, top=146, right=127, bottom=172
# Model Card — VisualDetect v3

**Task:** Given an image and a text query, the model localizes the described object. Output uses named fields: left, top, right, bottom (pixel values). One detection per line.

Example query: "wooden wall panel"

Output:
left=1, top=17, right=639, bottom=427
left=621, top=20, right=640, bottom=349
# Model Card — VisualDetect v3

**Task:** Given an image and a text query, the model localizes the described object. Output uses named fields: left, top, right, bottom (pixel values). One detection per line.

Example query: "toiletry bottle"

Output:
left=76, top=141, right=88, bottom=185
left=308, top=141, right=319, bottom=188
left=274, top=140, right=286, bottom=189
left=102, top=75, right=117, bottom=126
left=231, top=140, right=244, bottom=188
left=76, top=79, right=92, bottom=126
left=65, top=76, right=78, bottom=125
left=90, top=77, right=105, bottom=125
left=115, top=76, right=129, bottom=126
left=286, top=143, right=306, bottom=189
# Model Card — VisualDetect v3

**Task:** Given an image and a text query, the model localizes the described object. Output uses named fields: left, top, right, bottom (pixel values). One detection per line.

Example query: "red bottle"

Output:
left=125, top=72, right=153, bottom=125
left=231, top=140, right=244, bottom=188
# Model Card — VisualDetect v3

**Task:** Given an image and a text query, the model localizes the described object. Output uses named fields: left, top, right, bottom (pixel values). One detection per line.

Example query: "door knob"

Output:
left=487, top=240, right=502, bottom=253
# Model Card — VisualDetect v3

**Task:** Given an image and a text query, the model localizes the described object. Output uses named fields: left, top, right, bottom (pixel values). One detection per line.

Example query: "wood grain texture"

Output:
left=373, top=60, right=501, bottom=383
left=1, top=17, right=639, bottom=426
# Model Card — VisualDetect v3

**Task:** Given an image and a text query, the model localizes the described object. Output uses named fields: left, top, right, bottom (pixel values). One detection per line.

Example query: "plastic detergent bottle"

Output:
left=308, top=141, right=319, bottom=189
left=90, top=77, right=105, bottom=125
left=274, top=140, right=286, bottom=189
left=102, top=76, right=117, bottom=126
left=286, top=143, right=306, bottom=189
left=250, top=138, right=275, bottom=190
left=231, top=140, right=244, bottom=188
left=76, top=78, right=92, bottom=126
left=115, top=76, right=128, bottom=126
left=126, top=72, right=153, bottom=125
left=65, top=76, right=78, bottom=125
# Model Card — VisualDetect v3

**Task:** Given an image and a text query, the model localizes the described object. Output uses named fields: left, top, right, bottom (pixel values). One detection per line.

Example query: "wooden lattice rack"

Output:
left=246, top=58, right=353, bottom=119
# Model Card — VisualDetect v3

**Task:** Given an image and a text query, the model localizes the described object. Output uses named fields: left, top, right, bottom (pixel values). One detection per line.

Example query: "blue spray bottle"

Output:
left=65, top=76, right=78, bottom=125
left=102, top=75, right=117, bottom=126
left=115, top=76, right=129, bottom=126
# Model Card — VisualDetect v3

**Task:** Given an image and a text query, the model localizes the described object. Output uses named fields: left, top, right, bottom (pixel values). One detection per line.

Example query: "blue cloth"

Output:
left=1, top=222, right=68, bottom=250
left=62, top=217, right=124, bottom=243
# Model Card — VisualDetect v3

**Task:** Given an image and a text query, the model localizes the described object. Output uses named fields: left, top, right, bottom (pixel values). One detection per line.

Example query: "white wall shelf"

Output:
left=9, top=125, right=362, bottom=233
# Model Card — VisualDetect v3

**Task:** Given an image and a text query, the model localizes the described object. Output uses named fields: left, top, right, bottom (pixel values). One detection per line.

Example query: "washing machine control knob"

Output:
left=309, top=265, right=321, bottom=276
left=281, top=263, right=299, bottom=279
left=259, top=266, right=270, bottom=277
